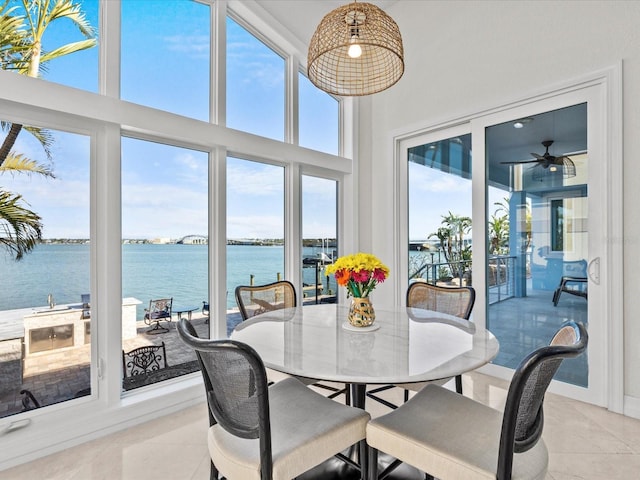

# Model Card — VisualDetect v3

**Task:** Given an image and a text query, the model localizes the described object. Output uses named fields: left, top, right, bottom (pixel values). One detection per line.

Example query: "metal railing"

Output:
left=410, top=255, right=517, bottom=304
left=411, top=259, right=472, bottom=286
left=488, top=255, right=516, bottom=303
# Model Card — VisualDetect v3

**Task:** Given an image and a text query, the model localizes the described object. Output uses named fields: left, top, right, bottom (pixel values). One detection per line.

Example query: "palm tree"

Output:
left=429, top=212, right=472, bottom=279
left=0, top=0, right=96, bottom=165
left=0, top=0, right=96, bottom=259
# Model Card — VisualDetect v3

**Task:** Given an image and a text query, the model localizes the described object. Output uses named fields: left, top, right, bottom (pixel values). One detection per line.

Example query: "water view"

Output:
left=0, top=243, right=339, bottom=314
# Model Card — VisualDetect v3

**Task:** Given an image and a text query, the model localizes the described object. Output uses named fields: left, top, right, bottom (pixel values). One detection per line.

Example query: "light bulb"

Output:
left=348, top=42, right=362, bottom=58
left=549, top=166, right=558, bottom=172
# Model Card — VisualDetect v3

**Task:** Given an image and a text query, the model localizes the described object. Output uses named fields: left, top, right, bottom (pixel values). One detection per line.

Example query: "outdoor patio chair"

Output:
left=176, top=318, right=370, bottom=480
left=366, top=320, right=588, bottom=480
left=19, top=389, right=41, bottom=411
left=143, top=297, right=173, bottom=334
left=366, top=282, right=476, bottom=409
left=552, top=259, right=588, bottom=306
left=122, top=342, right=168, bottom=377
left=81, top=293, right=90, bottom=319
left=235, top=280, right=350, bottom=404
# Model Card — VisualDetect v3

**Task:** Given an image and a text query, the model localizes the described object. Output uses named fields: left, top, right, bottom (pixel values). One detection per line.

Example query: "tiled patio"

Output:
left=0, top=311, right=243, bottom=417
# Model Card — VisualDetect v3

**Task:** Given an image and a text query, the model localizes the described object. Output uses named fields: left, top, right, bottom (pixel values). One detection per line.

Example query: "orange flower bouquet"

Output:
left=325, top=252, right=390, bottom=298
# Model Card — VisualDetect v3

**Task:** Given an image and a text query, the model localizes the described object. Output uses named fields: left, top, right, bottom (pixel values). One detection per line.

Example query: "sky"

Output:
left=3, top=0, right=476, bottom=241
left=3, top=0, right=340, bottom=239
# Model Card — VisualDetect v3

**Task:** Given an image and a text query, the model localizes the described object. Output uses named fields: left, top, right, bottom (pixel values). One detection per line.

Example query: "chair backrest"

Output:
left=122, top=342, right=168, bottom=377
left=497, top=321, right=588, bottom=478
left=176, top=319, right=273, bottom=478
left=562, top=259, right=588, bottom=278
left=235, top=280, right=297, bottom=321
left=147, top=298, right=172, bottom=319
left=406, top=282, right=476, bottom=319
left=202, top=300, right=210, bottom=316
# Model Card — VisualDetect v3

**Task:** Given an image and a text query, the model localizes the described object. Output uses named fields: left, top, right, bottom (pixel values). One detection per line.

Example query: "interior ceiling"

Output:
left=258, top=1, right=400, bottom=46
left=257, top=2, right=588, bottom=176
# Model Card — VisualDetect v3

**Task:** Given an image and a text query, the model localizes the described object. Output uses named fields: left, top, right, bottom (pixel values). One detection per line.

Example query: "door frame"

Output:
left=394, top=65, right=623, bottom=411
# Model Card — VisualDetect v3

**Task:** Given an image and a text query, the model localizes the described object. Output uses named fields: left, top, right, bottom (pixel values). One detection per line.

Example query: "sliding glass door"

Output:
left=401, top=84, right=608, bottom=405
left=484, top=103, right=590, bottom=388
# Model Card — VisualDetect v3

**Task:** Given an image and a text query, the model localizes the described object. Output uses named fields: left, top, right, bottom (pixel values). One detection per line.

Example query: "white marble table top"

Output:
left=231, top=303, right=499, bottom=385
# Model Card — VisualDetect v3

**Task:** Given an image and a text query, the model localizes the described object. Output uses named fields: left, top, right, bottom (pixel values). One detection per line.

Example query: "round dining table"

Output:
left=231, top=303, right=499, bottom=409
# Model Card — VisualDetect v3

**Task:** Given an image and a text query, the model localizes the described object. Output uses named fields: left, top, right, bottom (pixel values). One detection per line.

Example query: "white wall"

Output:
left=362, top=1, right=640, bottom=404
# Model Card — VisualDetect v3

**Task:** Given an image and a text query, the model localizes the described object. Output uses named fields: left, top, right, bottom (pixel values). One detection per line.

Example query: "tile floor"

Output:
left=1, top=371, right=639, bottom=480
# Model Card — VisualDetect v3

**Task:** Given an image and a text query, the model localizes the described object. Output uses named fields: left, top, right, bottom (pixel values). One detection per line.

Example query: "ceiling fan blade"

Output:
left=530, top=153, right=546, bottom=160
left=501, top=159, right=542, bottom=165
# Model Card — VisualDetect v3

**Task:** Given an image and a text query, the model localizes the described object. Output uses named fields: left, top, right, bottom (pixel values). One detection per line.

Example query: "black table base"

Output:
left=298, top=454, right=424, bottom=480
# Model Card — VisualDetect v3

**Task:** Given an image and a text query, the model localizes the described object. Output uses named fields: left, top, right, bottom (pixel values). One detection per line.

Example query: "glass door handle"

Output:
left=588, top=257, right=600, bottom=285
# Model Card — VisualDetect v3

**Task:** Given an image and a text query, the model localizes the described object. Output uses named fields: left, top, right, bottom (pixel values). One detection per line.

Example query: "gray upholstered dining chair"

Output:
left=235, top=280, right=350, bottom=404
left=176, top=318, right=370, bottom=480
left=366, top=320, right=588, bottom=480
left=366, top=282, right=476, bottom=409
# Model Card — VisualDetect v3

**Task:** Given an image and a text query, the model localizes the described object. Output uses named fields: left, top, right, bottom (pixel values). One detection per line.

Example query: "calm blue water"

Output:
left=0, top=244, right=336, bottom=317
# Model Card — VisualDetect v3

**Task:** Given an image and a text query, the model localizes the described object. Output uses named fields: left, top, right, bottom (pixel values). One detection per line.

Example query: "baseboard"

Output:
left=624, top=394, right=640, bottom=420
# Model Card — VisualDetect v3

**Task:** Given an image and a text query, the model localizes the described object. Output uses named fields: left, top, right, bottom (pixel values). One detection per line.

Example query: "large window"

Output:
left=0, top=0, right=346, bottom=465
left=121, top=0, right=211, bottom=120
left=121, top=137, right=209, bottom=390
left=0, top=123, right=90, bottom=417
left=0, top=0, right=99, bottom=92
left=226, top=157, right=285, bottom=332
left=299, top=73, right=339, bottom=155
left=226, top=16, right=285, bottom=140
left=302, top=175, right=338, bottom=304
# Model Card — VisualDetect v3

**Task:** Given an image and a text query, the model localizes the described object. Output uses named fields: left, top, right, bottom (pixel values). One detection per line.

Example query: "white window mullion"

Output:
left=287, top=57, right=299, bottom=145
left=211, top=146, right=228, bottom=340
left=213, top=0, right=227, bottom=126
left=286, top=164, right=303, bottom=293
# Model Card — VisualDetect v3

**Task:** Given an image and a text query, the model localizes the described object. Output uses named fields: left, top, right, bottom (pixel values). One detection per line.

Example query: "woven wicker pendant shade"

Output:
left=307, top=1, right=404, bottom=96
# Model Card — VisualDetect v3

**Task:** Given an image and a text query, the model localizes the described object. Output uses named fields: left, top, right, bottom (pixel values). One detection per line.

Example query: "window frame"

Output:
left=0, top=0, right=353, bottom=469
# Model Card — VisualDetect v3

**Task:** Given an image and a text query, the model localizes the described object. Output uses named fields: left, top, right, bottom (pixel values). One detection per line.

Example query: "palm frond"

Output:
left=0, top=189, right=43, bottom=260
left=0, top=2, right=28, bottom=70
left=49, top=0, right=96, bottom=37
left=40, top=38, right=96, bottom=62
left=0, top=153, right=55, bottom=178
left=23, top=125, right=54, bottom=159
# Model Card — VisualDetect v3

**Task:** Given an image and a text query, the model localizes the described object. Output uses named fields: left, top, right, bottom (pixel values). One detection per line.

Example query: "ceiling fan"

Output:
left=501, top=140, right=576, bottom=179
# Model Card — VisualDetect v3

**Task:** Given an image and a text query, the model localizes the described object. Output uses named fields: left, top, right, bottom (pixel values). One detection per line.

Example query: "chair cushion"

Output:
left=367, top=384, right=548, bottom=480
left=208, top=377, right=369, bottom=480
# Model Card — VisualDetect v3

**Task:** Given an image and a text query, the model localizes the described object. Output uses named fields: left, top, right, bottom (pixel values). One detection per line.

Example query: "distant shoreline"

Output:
left=37, top=238, right=338, bottom=247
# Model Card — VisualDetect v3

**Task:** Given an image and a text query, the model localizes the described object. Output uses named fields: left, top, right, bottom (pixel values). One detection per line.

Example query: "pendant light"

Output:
left=307, top=1, right=404, bottom=96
